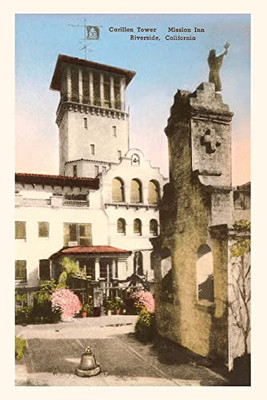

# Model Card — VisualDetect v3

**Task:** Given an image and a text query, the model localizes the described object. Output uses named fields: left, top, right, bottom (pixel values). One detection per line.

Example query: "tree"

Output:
left=58, top=257, right=79, bottom=286
left=229, top=220, right=251, bottom=356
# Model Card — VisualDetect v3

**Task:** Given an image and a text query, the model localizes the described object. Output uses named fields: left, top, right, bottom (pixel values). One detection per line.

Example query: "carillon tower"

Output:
left=50, top=54, right=136, bottom=177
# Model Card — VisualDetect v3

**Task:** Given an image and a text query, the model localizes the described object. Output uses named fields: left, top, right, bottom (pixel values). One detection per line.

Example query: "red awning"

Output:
left=50, top=245, right=132, bottom=260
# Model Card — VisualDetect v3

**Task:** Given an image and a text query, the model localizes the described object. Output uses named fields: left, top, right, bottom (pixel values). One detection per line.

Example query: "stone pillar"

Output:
left=89, top=71, right=94, bottom=105
left=110, top=76, right=115, bottom=109
left=66, top=65, right=71, bottom=101
left=95, top=258, right=100, bottom=280
left=100, top=73, right=104, bottom=107
left=120, top=77, right=126, bottom=111
left=78, top=67, right=83, bottom=103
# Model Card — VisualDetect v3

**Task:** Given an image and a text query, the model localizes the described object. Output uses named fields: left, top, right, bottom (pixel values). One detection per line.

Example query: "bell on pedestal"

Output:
left=75, top=346, right=101, bottom=377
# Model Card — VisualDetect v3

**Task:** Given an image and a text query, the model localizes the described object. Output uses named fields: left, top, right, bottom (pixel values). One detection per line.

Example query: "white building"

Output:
left=15, top=54, right=167, bottom=290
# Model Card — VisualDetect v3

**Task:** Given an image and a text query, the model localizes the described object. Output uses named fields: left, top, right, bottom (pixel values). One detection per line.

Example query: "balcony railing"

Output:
left=63, top=200, right=89, bottom=207
left=22, top=198, right=51, bottom=207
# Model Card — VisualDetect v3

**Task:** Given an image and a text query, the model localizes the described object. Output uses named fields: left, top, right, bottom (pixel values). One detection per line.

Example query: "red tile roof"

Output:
left=50, top=246, right=132, bottom=259
left=50, top=54, right=136, bottom=91
left=15, top=172, right=99, bottom=189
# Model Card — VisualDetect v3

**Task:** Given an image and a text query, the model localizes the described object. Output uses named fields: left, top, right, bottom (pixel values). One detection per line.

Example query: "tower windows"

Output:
left=84, top=117, right=88, bottom=129
left=90, top=144, right=95, bottom=155
left=133, top=218, right=142, bottom=235
left=148, top=180, right=160, bottom=204
left=114, top=77, right=121, bottom=110
left=95, top=165, right=100, bottom=176
left=71, top=67, right=79, bottom=102
left=130, top=179, right=142, bottom=203
left=149, top=219, right=158, bottom=236
left=112, top=178, right=124, bottom=202
left=112, top=126, right=117, bottom=137
left=104, top=75, right=111, bottom=108
left=118, top=150, right=122, bottom=159
left=73, top=165, right=77, bottom=177
left=117, top=218, right=126, bottom=235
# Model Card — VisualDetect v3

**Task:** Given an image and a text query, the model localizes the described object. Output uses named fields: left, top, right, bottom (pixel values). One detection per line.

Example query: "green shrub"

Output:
left=32, top=279, right=61, bottom=323
left=15, top=336, right=27, bottom=361
left=134, top=308, right=156, bottom=342
left=15, top=306, right=33, bottom=325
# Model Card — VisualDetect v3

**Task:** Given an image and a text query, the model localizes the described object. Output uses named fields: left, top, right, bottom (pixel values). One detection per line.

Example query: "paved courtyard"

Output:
left=15, top=315, right=229, bottom=386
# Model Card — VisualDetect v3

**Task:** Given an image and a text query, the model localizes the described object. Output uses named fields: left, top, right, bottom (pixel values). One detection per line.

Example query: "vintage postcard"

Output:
left=11, top=10, right=254, bottom=396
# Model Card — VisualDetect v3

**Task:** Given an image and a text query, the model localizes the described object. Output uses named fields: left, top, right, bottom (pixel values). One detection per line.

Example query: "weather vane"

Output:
left=68, top=19, right=101, bottom=60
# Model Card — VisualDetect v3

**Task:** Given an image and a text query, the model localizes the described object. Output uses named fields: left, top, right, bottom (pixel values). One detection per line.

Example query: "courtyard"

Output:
left=15, top=315, right=229, bottom=386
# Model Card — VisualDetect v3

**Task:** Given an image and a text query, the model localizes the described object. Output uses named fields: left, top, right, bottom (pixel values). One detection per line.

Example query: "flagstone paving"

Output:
left=15, top=315, right=229, bottom=386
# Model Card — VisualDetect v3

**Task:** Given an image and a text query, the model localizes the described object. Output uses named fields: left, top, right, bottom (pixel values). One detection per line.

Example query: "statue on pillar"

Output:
left=208, top=42, right=230, bottom=92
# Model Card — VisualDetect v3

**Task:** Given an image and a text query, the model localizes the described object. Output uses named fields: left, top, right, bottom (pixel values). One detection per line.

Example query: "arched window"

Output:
left=196, top=244, right=214, bottom=302
left=130, top=179, right=142, bottom=203
left=112, top=177, right=124, bottom=202
left=149, top=219, right=158, bottom=236
left=117, top=218, right=126, bottom=235
left=148, top=180, right=160, bottom=204
left=133, top=218, right=142, bottom=235
left=134, top=251, right=143, bottom=275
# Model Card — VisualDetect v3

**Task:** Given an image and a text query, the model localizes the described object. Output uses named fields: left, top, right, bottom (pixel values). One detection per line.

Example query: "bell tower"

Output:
left=50, top=54, right=136, bottom=177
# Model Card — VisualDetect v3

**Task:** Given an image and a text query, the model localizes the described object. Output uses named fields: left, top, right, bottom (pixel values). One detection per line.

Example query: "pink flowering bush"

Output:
left=130, top=290, right=155, bottom=313
left=51, top=288, right=81, bottom=320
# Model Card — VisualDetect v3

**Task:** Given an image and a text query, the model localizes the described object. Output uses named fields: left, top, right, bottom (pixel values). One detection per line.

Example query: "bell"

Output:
left=75, top=346, right=101, bottom=377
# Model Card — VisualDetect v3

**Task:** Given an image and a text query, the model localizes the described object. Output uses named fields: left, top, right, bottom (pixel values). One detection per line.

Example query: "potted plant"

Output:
left=104, top=299, right=115, bottom=316
left=114, top=296, right=123, bottom=315
left=81, top=303, right=92, bottom=318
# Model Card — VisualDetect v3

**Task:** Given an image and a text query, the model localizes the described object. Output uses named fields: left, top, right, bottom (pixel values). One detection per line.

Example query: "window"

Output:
left=84, top=117, right=88, bottom=129
left=104, top=75, right=111, bottom=108
left=131, top=154, right=140, bottom=166
left=117, top=150, right=122, bottom=159
left=134, top=251, right=143, bottom=275
left=15, top=260, right=27, bottom=282
left=112, top=178, right=124, bottom=202
left=102, top=166, right=107, bottom=173
left=38, top=222, right=49, bottom=238
left=114, top=77, right=121, bottom=110
left=117, top=218, right=126, bottom=234
left=39, top=259, right=50, bottom=280
left=149, top=219, right=158, bottom=236
left=100, top=259, right=113, bottom=279
left=133, top=218, right=142, bottom=235
left=196, top=244, right=214, bottom=302
left=90, top=144, right=95, bottom=155
left=95, top=165, right=100, bottom=176
left=64, top=223, right=92, bottom=246
left=112, top=126, right=117, bottom=137
left=130, top=179, right=142, bottom=203
left=148, top=180, right=160, bottom=204
left=73, top=165, right=77, bottom=177
left=15, top=221, right=26, bottom=240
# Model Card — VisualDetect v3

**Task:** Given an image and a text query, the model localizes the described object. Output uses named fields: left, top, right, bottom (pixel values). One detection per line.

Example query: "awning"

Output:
left=50, top=245, right=132, bottom=260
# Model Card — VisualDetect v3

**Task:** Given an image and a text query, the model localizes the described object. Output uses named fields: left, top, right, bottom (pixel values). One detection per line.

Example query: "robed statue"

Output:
left=208, top=42, right=230, bottom=92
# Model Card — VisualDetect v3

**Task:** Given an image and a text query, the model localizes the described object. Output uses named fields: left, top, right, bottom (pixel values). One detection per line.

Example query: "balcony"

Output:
left=63, top=199, right=89, bottom=208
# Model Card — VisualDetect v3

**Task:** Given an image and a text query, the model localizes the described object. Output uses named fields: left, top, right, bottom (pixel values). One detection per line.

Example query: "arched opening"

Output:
left=117, top=218, right=126, bottom=235
left=134, top=251, right=143, bottom=275
left=112, top=177, right=124, bottom=202
left=133, top=218, right=142, bottom=235
left=148, top=180, right=160, bottom=204
left=196, top=244, right=214, bottom=302
left=149, top=219, right=158, bottom=236
left=130, top=179, right=142, bottom=203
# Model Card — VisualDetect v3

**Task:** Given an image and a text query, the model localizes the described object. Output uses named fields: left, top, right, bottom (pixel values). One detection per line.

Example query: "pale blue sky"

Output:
left=15, top=13, right=250, bottom=184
